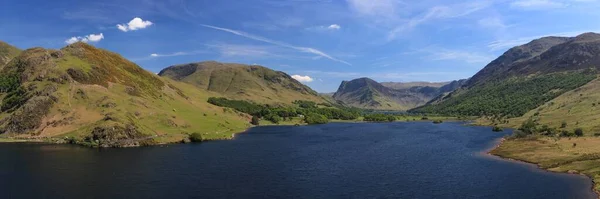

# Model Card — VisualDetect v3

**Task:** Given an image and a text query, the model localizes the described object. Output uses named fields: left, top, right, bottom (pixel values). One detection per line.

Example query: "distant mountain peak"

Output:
left=333, top=78, right=465, bottom=110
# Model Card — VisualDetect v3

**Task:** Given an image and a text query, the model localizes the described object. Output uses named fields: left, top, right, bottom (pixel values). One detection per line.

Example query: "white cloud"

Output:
left=510, top=0, right=567, bottom=9
left=148, top=51, right=205, bottom=58
left=327, top=24, right=341, bottom=30
left=291, top=75, right=314, bottom=82
left=65, top=33, right=104, bottom=44
left=65, top=37, right=80, bottom=44
left=200, top=24, right=351, bottom=65
left=117, top=17, right=153, bottom=32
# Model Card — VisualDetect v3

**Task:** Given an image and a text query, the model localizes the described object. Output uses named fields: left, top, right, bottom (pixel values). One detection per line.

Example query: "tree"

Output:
left=304, top=113, right=328, bottom=124
left=189, top=133, right=203, bottom=142
left=519, top=119, right=537, bottom=134
left=511, top=130, right=528, bottom=139
left=251, top=116, right=260, bottom=125
left=574, top=128, right=584, bottom=137
left=561, top=121, right=568, bottom=128
left=492, top=126, right=503, bottom=132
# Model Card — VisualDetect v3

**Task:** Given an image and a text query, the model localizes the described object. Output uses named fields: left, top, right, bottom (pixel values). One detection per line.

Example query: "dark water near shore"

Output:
left=0, top=122, right=596, bottom=198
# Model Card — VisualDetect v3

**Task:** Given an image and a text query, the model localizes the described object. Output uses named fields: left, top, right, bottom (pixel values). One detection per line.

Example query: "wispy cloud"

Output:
left=328, top=24, right=341, bottom=30
left=132, top=50, right=206, bottom=61
left=306, top=24, right=342, bottom=31
left=510, top=0, right=567, bottom=9
left=346, top=0, right=400, bottom=20
left=200, top=24, right=351, bottom=65
left=205, top=44, right=284, bottom=58
left=428, top=49, right=495, bottom=64
left=388, top=1, right=491, bottom=40
left=487, top=30, right=599, bottom=51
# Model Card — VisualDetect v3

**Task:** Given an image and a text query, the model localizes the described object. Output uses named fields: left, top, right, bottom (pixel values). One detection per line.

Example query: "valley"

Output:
left=3, top=31, right=600, bottom=197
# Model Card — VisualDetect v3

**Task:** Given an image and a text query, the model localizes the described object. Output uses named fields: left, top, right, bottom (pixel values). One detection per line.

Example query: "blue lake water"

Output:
left=0, top=122, right=596, bottom=198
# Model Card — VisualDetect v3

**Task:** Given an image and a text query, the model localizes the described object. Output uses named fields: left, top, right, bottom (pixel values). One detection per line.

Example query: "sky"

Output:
left=2, top=0, right=600, bottom=92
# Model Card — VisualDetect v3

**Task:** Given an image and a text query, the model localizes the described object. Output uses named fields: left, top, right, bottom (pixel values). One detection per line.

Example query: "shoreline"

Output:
left=484, top=138, right=600, bottom=199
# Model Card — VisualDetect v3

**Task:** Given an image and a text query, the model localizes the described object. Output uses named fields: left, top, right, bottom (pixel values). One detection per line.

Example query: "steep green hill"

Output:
left=158, top=61, right=325, bottom=105
left=497, top=77, right=600, bottom=134
left=413, top=33, right=600, bottom=117
left=0, top=43, right=251, bottom=147
left=332, top=78, right=465, bottom=110
left=0, top=41, right=21, bottom=67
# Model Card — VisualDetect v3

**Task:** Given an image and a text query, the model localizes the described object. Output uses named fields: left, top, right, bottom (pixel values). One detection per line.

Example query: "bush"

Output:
left=574, top=128, right=584, bottom=137
left=492, top=126, right=503, bottom=132
left=519, top=119, right=537, bottom=134
left=251, top=116, right=260, bottom=125
left=265, top=114, right=282, bottom=124
left=561, top=121, right=568, bottom=128
left=511, top=130, right=528, bottom=139
left=189, top=133, right=203, bottom=142
left=304, top=113, right=328, bottom=124
left=364, top=114, right=396, bottom=122
left=560, top=130, right=575, bottom=137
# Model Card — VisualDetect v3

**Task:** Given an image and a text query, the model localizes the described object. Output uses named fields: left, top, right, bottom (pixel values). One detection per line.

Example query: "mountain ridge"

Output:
left=159, top=61, right=325, bottom=105
left=332, top=77, right=465, bottom=110
left=413, top=32, right=600, bottom=117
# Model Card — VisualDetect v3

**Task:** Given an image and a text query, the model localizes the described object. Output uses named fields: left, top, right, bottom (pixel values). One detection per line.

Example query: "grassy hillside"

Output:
left=414, top=72, right=596, bottom=117
left=159, top=61, right=325, bottom=105
left=414, top=33, right=600, bottom=117
left=0, top=41, right=21, bottom=67
left=488, top=76, right=600, bottom=134
left=0, top=43, right=251, bottom=147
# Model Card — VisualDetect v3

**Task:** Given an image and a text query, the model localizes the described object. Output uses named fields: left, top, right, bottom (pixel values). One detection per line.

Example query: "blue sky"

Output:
left=2, top=0, right=600, bottom=92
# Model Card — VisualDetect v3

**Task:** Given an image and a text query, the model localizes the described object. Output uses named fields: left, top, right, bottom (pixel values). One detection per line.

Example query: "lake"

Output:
left=0, top=122, right=596, bottom=198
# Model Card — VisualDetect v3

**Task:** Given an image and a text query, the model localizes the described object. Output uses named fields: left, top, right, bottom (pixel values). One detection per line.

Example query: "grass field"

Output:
left=491, top=137, right=600, bottom=193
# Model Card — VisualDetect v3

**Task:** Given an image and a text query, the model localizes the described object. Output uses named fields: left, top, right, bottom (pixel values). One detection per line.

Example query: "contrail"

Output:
left=200, top=24, right=351, bottom=65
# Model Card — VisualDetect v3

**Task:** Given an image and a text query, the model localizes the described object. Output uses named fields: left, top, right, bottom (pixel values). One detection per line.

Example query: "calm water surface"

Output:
left=0, top=122, right=596, bottom=198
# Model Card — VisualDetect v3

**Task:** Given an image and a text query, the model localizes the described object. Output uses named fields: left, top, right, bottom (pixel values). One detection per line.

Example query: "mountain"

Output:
left=0, top=41, right=21, bottom=67
left=159, top=61, right=325, bottom=105
left=413, top=33, right=600, bottom=117
left=380, top=81, right=449, bottom=90
left=332, top=78, right=465, bottom=110
left=0, top=42, right=250, bottom=147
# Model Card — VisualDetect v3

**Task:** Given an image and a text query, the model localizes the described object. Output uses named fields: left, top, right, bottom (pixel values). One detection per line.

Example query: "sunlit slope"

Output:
left=0, top=41, right=21, bottom=67
left=159, top=61, right=325, bottom=105
left=504, top=76, right=600, bottom=134
left=0, top=43, right=250, bottom=146
left=413, top=33, right=600, bottom=117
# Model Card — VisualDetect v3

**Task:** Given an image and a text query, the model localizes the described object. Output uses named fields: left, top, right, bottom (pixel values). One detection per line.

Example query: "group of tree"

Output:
left=363, top=114, right=396, bottom=122
left=0, top=74, right=28, bottom=112
left=413, top=72, right=595, bottom=118
left=207, top=97, right=360, bottom=125
left=510, top=118, right=584, bottom=139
